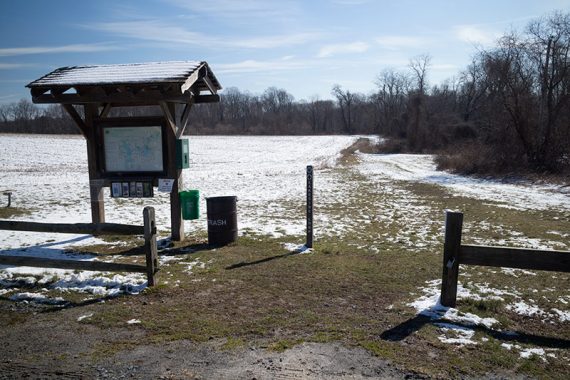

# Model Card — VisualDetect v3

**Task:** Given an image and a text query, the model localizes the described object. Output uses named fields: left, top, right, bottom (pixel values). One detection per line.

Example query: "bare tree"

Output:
left=0, top=103, right=13, bottom=123
left=409, top=54, right=432, bottom=95
left=406, top=54, right=432, bottom=150
left=12, top=99, right=39, bottom=121
left=457, top=57, right=488, bottom=122
left=526, top=11, right=570, bottom=167
left=331, top=84, right=358, bottom=134
left=373, top=69, right=410, bottom=136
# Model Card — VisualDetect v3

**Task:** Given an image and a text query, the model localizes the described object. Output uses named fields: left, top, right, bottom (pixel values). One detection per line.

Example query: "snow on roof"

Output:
left=27, top=61, right=219, bottom=88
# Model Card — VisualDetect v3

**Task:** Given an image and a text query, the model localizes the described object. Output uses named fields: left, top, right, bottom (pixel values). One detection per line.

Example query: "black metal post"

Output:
left=3, top=192, right=11, bottom=208
left=306, top=165, right=313, bottom=248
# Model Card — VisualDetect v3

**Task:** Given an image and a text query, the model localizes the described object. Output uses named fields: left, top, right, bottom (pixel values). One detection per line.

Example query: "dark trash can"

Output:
left=206, top=196, right=238, bottom=247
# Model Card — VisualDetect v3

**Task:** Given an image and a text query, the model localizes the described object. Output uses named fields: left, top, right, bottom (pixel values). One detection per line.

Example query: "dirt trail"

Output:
left=96, top=340, right=414, bottom=379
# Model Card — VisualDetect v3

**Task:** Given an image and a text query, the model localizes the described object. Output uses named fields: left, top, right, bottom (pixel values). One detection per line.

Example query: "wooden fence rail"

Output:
left=441, top=211, right=570, bottom=307
left=0, top=206, right=158, bottom=286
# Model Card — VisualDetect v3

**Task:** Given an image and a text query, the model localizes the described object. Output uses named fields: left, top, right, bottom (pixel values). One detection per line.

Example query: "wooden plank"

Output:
left=99, top=103, right=112, bottom=118
left=144, top=207, right=159, bottom=286
left=194, top=94, right=220, bottom=104
left=0, top=255, right=147, bottom=273
left=460, top=245, right=570, bottom=272
left=202, top=75, right=217, bottom=94
left=62, top=104, right=88, bottom=136
left=159, top=101, right=176, bottom=132
left=30, top=87, right=48, bottom=97
left=440, top=211, right=463, bottom=307
left=31, top=90, right=193, bottom=105
left=0, top=220, right=144, bottom=235
left=177, top=102, right=193, bottom=138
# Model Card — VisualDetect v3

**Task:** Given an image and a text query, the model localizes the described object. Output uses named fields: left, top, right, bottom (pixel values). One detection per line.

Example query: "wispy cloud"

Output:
left=317, top=41, right=369, bottom=58
left=0, top=63, right=36, bottom=69
left=332, top=0, right=371, bottom=5
left=0, top=43, right=118, bottom=57
left=375, top=35, right=427, bottom=50
left=454, top=25, right=499, bottom=46
left=90, top=21, right=210, bottom=45
left=235, top=32, right=323, bottom=49
left=213, top=57, right=311, bottom=74
left=88, top=20, right=321, bottom=50
left=166, top=0, right=298, bottom=20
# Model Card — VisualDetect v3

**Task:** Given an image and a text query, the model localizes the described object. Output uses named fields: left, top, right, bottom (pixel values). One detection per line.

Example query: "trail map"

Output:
left=103, top=126, right=163, bottom=172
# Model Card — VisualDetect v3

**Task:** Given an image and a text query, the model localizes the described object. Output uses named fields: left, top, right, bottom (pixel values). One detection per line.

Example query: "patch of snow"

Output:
left=185, top=259, right=206, bottom=274
left=408, top=279, right=498, bottom=329
left=159, top=255, right=184, bottom=265
left=519, top=347, right=546, bottom=360
left=282, top=243, right=313, bottom=254
left=126, top=319, right=141, bottom=324
left=77, top=313, right=93, bottom=322
left=501, top=343, right=554, bottom=361
left=434, top=322, right=478, bottom=346
left=9, top=292, right=66, bottom=305
left=550, top=308, right=570, bottom=322
left=29, top=61, right=204, bottom=87
left=501, top=268, right=537, bottom=277
left=506, top=301, right=545, bottom=317
left=51, top=272, right=147, bottom=296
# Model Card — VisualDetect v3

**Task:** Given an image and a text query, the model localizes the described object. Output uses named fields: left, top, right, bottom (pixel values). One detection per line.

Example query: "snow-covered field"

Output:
left=357, top=153, right=570, bottom=212
left=1, top=134, right=568, bottom=359
left=0, top=134, right=359, bottom=298
left=0, top=134, right=359, bottom=238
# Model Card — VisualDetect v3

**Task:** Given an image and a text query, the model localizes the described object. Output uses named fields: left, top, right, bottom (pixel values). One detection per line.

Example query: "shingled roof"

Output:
left=27, top=61, right=221, bottom=105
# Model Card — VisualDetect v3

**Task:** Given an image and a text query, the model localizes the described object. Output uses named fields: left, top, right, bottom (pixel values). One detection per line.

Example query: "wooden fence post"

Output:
left=440, top=211, right=463, bottom=307
left=144, top=206, right=159, bottom=286
left=306, top=165, right=314, bottom=248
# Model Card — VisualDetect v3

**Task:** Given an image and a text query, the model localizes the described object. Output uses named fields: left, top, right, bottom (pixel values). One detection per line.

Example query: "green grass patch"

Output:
left=0, top=207, right=30, bottom=219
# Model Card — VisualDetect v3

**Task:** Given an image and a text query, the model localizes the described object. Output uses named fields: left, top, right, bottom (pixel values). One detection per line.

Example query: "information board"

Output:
left=103, top=126, right=164, bottom=173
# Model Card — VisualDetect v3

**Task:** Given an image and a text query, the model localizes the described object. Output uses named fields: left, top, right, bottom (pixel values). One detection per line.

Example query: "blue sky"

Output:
left=1, top=0, right=569, bottom=104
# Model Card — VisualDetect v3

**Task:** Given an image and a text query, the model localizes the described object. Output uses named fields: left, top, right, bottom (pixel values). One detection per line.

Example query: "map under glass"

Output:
left=103, top=126, right=164, bottom=172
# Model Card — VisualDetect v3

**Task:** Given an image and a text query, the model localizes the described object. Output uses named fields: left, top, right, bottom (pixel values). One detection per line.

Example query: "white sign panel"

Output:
left=103, top=126, right=164, bottom=172
left=158, top=178, right=175, bottom=192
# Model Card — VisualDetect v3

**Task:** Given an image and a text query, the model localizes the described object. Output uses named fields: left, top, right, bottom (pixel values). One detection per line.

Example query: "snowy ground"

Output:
left=0, top=134, right=359, bottom=298
left=354, top=152, right=569, bottom=360
left=357, top=153, right=570, bottom=212
left=1, top=134, right=568, bottom=362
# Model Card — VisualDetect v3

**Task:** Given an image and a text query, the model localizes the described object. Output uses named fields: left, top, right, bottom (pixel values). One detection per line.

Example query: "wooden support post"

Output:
left=171, top=170, right=183, bottom=241
left=161, top=101, right=184, bottom=241
left=177, top=101, right=194, bottom=138
left=306, top=165, right=314, bottom=248
left=441, top=211, right=463, bottom=307
left=62, top=104, right=88, bottom=137
left=84, top=104, right=105, bottom=224
left=144, top=206, right=159, bottom=286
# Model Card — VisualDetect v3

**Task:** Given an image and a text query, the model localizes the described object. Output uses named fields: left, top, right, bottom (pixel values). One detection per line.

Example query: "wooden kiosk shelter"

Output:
left=26, top=61, right=222, bottom=241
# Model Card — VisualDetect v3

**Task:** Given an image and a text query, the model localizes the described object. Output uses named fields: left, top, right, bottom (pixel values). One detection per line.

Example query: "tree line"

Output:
left=1, top=11, right=568, bottom=174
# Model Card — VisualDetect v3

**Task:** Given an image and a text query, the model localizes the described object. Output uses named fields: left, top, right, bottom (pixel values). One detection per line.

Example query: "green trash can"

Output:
left=180, top=190, right=200, bottom=220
